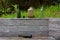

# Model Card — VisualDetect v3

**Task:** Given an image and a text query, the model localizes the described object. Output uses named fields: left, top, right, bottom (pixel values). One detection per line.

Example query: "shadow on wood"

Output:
left=18, top=34, right=32, bottom=38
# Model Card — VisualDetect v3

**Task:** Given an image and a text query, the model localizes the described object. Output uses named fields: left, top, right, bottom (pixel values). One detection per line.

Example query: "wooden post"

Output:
left=28, top=7, right=35, bottom=18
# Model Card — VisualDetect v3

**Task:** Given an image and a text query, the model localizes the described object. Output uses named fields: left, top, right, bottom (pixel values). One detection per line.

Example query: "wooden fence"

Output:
left=0, top=18, right=60, bottom=39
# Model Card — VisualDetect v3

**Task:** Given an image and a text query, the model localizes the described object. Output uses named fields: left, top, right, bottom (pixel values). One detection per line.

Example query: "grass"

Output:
left=44, top=5, right=60, bottom=18
left=0, top=4, right=60, bottom=18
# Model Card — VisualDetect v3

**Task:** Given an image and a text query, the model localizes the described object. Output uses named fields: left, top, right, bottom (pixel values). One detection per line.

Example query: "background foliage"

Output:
left=0, top=0, right=60, bottom=18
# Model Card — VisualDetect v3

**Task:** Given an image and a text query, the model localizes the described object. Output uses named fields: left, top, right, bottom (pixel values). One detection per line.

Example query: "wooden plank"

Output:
left=0, top=18, right=49, bottom=38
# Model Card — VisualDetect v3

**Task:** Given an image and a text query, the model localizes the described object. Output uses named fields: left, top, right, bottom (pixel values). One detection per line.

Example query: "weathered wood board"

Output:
left=0, top=18, right=49, bottom=37
left=49, top=18, right=60, bottom=39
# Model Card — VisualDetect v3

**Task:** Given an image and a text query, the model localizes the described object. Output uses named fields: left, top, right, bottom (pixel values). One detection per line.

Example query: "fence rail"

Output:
left=0, top=18, right=59, bottom=39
